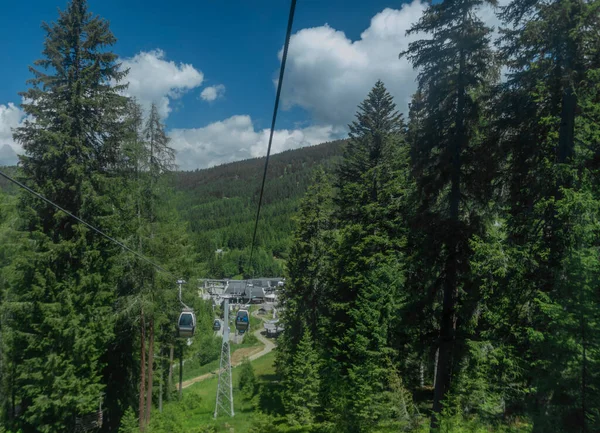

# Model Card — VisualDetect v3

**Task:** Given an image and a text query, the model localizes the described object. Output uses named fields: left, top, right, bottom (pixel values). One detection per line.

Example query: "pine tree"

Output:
left=336, top=80, right=405, bottom=223
left=5, top=0, right=128, bottom=430
left=144, top=103, right=176, bottom=180
left=400, top=0, right=498, bottom=427
left=238, top=358, right=257, bottom=398
left=114, top=100, right=186, bottom=431
left=283, top=328, right=321, bottom=426
left=278, top=167, right=333, bottom=353
left=494, top=0, right=600, bottom=429
left=118, top=407, right=139, bottom=433
left=0, top=192, right=18, bottom=424
left=323, top=81, right=409, bottom=432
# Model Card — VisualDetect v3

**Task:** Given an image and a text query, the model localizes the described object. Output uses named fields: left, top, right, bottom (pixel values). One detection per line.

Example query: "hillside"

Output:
left=0, top=140, right=345, bottom=277
left=171, top=139, right=344, bottom=277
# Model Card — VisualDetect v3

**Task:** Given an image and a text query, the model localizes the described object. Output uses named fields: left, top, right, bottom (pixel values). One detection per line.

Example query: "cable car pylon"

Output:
left=214, top=298, right=234, bottom=418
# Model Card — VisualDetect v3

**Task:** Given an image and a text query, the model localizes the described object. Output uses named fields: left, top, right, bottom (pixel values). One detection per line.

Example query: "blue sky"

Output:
left=0, top=0, right=502, bottom=169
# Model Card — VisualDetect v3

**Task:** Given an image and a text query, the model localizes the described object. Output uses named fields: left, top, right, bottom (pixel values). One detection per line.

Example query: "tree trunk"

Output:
left=433, top=346, right=439, bottom=389
left=179, top=344, right=184, bottom=400
left=145, top=318, right=154, bottom=426
left=159, top=378, right=163, bottom=413
left=11, top=362, right=16, bottom=420
left=168, top=345, right=174, bottom=394
left=139, top=309, right=146, bottom=432
left=431, top=38, right=466, bottom=430
left=557, top=33, right=576, bottom=167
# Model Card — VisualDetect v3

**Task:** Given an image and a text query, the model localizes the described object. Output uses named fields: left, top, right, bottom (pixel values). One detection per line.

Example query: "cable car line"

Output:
left=232, top=0, right=297, bottom=335
left=247, top=0, right=297, bottom=277
left=177, top=280, right=192, bottom=310
left=0, top=168, right=177, bottom=280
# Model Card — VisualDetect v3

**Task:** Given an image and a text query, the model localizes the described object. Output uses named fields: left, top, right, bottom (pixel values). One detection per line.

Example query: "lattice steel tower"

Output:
left=214, top=298, right=234, bottom=418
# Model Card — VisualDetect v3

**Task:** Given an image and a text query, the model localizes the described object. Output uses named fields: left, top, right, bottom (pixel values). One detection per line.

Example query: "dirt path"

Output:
left=181, top=313, right=276, bottom=389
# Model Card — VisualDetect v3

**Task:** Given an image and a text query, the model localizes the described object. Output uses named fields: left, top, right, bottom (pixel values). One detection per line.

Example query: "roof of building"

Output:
left=223, top=280, right=268, bottom=299
left=224, top=280, right=248, bottom=295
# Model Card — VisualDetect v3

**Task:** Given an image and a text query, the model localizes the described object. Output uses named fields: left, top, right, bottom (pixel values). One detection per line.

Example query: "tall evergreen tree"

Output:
left=113, top=100, right=186, bottom=431
left=400, top=0, right=498, bottom=427
left=495, top=0, right=600, bottom=429
left=324, top=81, right=409, bottom=432
left=278, top=167, right=333, bottom=353
left=282, top=327, right=321, bottom=427
left=4, top=0, right=128, bottom=430
left=144, top=103, right=176, bottom=180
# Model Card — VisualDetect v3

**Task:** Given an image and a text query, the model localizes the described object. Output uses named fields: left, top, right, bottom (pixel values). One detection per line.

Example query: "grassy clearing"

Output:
left=149, top=351, right=280, bottom=433
left=176, top=334, right=264, bottom=382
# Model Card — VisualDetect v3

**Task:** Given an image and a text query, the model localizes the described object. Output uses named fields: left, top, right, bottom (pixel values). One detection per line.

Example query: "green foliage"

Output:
left=278, top=167, right=334, bottom=361
left=380, top=360, right=419, bottom=431
left=400, top=0, right=499, bottom=425
left=118, top=407, right=139, bottom=433
left=2, top=1, right=128, bottom=431
left=247, top=413, right=282, bottom=433
left=243, top=332, right=259, bottom=346
left=491, top=0, right=600, bottom=430
left=326, top=82, right=410, bottom=433
left=239, top=357, right=257, bottom=398
left=278, top=81, right=414, bottom=433
left=283, top=328, right=321, bottom=426
left=1, top=0, right=600, bottom=431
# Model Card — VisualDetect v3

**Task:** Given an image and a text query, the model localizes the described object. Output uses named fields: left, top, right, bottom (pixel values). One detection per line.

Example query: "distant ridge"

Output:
left=172, top=139, right=345, bottom=188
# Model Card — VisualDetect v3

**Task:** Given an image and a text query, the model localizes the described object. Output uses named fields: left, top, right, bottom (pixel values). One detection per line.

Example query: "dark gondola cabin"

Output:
left=235, top=309, right=249, bottom=333
left=213, top=319, right=221, bottom=331
left=178, top=310, right=196, bottom=338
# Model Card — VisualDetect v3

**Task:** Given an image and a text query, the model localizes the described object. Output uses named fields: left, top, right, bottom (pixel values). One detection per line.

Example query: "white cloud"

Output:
left=200, top=84, right=226, bottom=102
left=279, top=1, right=427, bottom=128
left=120, top=49, right=204, bottom=118
left=279, top=0, right=505, bottom=129
left=167, top=0, right=509, bottom=171
left=169, top=115, right=341, bottom=170
left=0, top=102, right=26, bottom=161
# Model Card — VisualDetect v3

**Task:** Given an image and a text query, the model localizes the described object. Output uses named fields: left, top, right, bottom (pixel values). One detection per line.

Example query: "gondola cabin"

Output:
left=235, top=309, right=249, bottom=333
left=178, top=310, right=196, bottom=338
left=213, top=319, right=221, bottom=331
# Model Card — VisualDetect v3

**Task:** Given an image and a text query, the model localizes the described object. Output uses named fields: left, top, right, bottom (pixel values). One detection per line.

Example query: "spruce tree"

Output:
left=278, top=167, right=333, bottom=353
left=283, top=328, right=321, bottom=426
left=336, top=80, right=405, bottom=223
left=400, top=0, right=498, bottom=427
left=324, top=81, right=408, bottom=432
left=6, top=0, right=128, bottom=430
left=144, top=103, right=176, bottom=180
left=113, top=100, right=186, bottom=431
left=495, top=0, right=600, bottom=429
left=238, top=357, right=257, bottom=398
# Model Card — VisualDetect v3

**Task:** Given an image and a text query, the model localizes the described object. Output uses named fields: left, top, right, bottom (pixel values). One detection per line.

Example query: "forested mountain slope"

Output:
left=1, top=140, right=345, bottom=278
left=168, top=139, right=344, bottom=277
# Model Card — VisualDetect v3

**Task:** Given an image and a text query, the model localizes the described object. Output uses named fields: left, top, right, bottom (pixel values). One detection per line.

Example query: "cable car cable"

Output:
left=247, top=0, right=297, bottom=278
left=178, top=280, right=191, bottom=310
left=0, top=168, right=177, bottom=280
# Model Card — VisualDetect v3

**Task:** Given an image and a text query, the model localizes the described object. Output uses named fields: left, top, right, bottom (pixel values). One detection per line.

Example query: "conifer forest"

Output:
left=1, top=0, right=600, bottom=432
